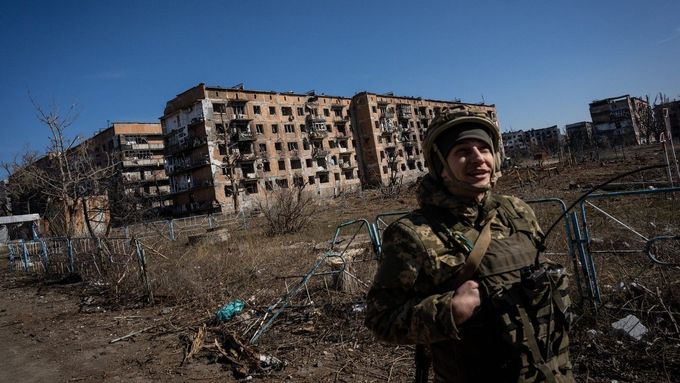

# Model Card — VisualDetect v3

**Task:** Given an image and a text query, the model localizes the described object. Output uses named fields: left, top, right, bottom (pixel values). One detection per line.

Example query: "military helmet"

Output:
left=422, top=106, right=502, bottom=185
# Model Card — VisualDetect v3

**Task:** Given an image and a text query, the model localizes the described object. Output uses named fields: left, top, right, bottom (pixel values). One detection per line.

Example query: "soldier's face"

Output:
left=442, top=138, right=494, bottom=197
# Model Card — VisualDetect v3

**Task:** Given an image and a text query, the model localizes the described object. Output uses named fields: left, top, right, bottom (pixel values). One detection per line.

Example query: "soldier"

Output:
left=365, top=108, right=574, bottom=382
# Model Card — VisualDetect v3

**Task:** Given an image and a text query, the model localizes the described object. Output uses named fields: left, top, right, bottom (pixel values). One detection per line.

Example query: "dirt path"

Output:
left=0, top=277, right=228, bottom=383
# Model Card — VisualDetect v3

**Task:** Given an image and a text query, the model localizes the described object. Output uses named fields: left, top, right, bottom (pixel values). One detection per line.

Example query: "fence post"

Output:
left=208, top=214, right=214, bottom=229
left=168, top=219, right=175, bottom=241
left=7, top=245, right=15, bottom=271
left=134, top=239, right=154, bottom=304
left=20, top=240, right=30, bottom=271
left=40, top=239, right=49, bottom=272
left=67, top=239, right=75, bottom=273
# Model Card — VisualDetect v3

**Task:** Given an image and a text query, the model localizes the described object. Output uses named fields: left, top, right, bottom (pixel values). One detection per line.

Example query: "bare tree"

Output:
left=255, top=182, right=317, bottom=236
left=3, top=100, right=116, bottom=237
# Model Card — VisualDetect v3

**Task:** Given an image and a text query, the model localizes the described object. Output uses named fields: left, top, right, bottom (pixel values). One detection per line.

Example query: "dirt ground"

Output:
left=2, top=144, right=679, bottom=382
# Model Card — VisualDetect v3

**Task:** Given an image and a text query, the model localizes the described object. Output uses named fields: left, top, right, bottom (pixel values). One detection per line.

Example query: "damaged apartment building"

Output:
left=350, top=92, right=498, bottom=187
left=161, top=83, right=499, bottom=216
left=501, top=125, right=561, bottom=158
left=7, top=122, right=170, bottom=235
left=161, top=84, right=361, bottom=215
left=88, top=122, right=171, bottom=223
left=589, top=95, right=650, bottom=146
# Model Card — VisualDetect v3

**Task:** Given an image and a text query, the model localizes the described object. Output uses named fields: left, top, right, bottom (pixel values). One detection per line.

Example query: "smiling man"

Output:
left=365, top=108, right=574, bottom=382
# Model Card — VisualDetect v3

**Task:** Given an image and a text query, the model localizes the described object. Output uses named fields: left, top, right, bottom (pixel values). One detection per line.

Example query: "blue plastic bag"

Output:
left=216, top=299, right=245, bottom=322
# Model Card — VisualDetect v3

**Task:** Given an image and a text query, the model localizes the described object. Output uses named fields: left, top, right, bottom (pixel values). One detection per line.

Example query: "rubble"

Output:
left=611, top=314, right=648, bottom=341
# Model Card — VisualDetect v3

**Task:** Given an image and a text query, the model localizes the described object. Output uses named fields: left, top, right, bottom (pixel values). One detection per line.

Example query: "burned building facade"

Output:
left=350, top=92, right=498, bottom=187
left=161, top=84, right=361, bottom=216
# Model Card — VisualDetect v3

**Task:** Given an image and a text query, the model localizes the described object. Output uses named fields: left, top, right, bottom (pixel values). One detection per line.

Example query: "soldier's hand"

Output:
left=450, top=280, right=481, bottom=325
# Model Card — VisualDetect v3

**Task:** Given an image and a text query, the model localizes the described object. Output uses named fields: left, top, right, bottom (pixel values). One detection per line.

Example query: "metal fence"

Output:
left=3, top=236, right=153, bottom=301
left=108, top=212, right=242, bottom=241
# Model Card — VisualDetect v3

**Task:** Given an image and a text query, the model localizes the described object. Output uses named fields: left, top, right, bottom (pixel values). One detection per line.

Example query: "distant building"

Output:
left=565, top=121, right=594, bottom=150
left=85, top=122, right=171, bottom=223
left=8, top=122, right=170, bottom=233
left=502, top=130, right=530, bottom=157
left=589, top=95, right=650, bottom=146
left=350, top=92, right=498, bottom=187
left=502, top=125, right=560, bottom=157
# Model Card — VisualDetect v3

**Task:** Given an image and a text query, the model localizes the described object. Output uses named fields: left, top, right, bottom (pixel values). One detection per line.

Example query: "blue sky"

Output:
left=1, top=0, right=679, bottom=166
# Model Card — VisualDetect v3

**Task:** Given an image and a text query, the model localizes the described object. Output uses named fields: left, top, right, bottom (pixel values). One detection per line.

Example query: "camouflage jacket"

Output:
left=365, top=175, right=554, bottom=382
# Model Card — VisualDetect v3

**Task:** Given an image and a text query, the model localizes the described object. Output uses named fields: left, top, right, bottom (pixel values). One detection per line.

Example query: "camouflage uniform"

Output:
left=365, top=175, right=573, bottom=382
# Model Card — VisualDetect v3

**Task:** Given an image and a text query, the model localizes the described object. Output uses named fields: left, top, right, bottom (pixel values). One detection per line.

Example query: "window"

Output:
left=372, top=106, right=377, bottom=113
left=299, top=124, right=306, bottom=133
left=305, top=158, right=312, bottom=167
left=233, top=104, right=245, bottom=115
left=344, top=170, right=354, bottom=179
left=215, top=123, right=226, bottom=134
left=318, top=173, right=329, bottom=183
left=291, top=159, right=302, bottom=169
left=263, top=162, right=271, bottom=172
left=293, top=175, right=304, bottom=186
left=276, top=178, right=289, bottom=188
left=329, top=141, right=337, bottom=148
left=303, top=140, right=310, bottom=150
left=244, top=182, right=258, bottom=194
left=253, top=105, right=261, bottom=115
left=287, top=142, right=298, bottom=151
left=271, top=124, right=278, bottom=133
left=282, top=106, right=293, bottom=116
left=269, top=106, right=276, bottom=115
left=275, top=142, right=282, bottom=151
left=213, top=103, right=226, bottom=113
left=258, top=143, right=267, bottom=153
left=334, top=109, right=342, bottom=117
left=241, top=162, right=255, bottom=174
left=265, top=180, right=273, bottom=190
left=256, top=124, right=264, bottom=134
left=308, top=176, right=315, bottom=185
left=323, top=108, right=330, bottom=117
left=326, top=124, right=332, bottom=132
left=284, top=124, right=295, bottom=133
left=278, top=159, right=286, bottom=170
left=297, top=107, right=305, bottom=116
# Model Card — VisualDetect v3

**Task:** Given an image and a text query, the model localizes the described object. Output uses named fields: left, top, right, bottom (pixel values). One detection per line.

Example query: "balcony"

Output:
left=232, top=131, right=255, bottom=141
left=312, top=148, right=329, bottom=158
left=333, top=115, right=350, bottom=123
left=166, top=158, right=210, bottom=175
left=232, top=113, right=252, bottom=121
left=339, top=161, right=356, bottom=169
left=380, top=127, right=395, bottom=136
left=380, top=111, right=395, bottom=119
left=308, top=130, right=328, bottom=140
left=122, top=158, right=166, bottom=167
left=121, top=142, right=164, bottom=151
left=238, top=152, right=257, bottom=161
left=398, top=110, right=413, bottom=119
left=306, top=114, right=326, bottom=124
left=165, top=136, right=208, bottom=154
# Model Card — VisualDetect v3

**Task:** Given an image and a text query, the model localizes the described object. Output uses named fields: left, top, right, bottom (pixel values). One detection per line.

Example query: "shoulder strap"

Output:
left=450, top=210, right=496, bottom=289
